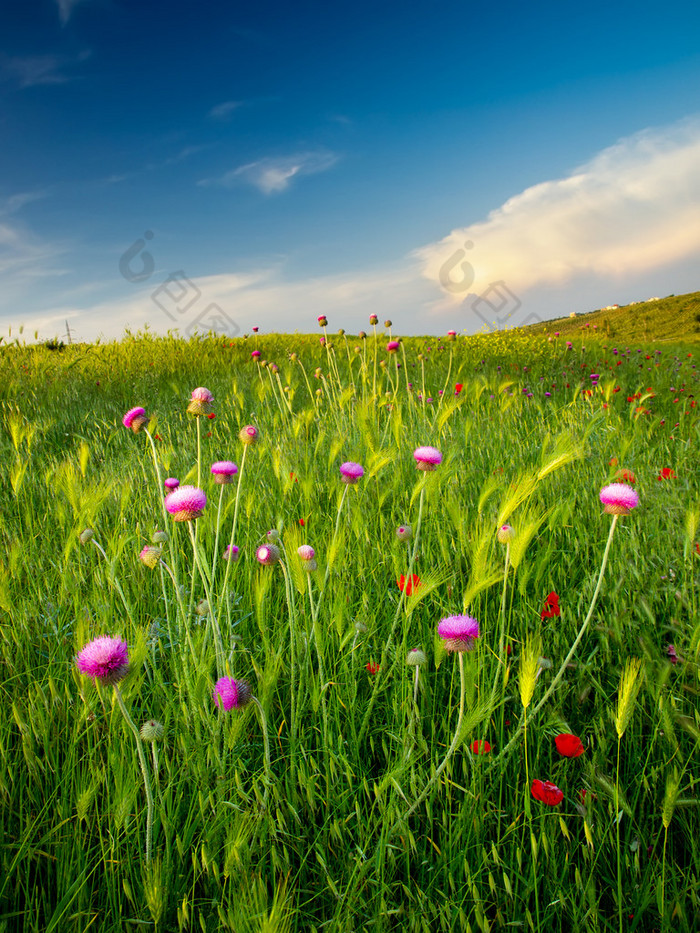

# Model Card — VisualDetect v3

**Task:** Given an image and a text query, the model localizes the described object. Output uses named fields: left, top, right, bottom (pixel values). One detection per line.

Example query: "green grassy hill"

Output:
left=524, top=290, right=700, bottom=342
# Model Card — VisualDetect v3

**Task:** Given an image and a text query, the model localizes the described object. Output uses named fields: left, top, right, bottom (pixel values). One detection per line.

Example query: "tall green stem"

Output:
left=498, top=515, right=619, bottom=761
left=114, top=685, right=154, bottom=863
left=188, top=523, right=224, bottom=676
left=357, top=483, right=426, bottom=745
left=392, top=651, right=466, bottom=831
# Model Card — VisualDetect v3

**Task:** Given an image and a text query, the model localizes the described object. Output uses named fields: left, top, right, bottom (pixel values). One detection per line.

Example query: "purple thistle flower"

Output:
left=211, top=461, right=238, bottom=484
left=164, top=485, right=207, bottom=521
left=438, top=615, right=479, bottom=652
left=599, top=483, right=639, bottom=516
left=339, top=461, right=364, bottom=484
left=76, top=636, right=129, bottom=685
left=164, top=477, right=180, bottom=491
left=223, top=544, right=240, bottom=561
left=122, top=406, right=149, bottom=433
left=213, top=677, right=252, bottom=711
left=413, top=446, right=442, bottom=471
left=187, top=387, right=214, bottom=416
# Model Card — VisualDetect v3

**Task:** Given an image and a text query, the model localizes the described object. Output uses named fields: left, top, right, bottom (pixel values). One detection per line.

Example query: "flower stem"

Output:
left=498, top=514, right=619, bottom=761
left=188, top=523, right=224, bottom=676
left=114, top=685, right=154, bottom=863
left=392, top=651, right=466, bottom=832
left=357, top=483, right=426, bottom=745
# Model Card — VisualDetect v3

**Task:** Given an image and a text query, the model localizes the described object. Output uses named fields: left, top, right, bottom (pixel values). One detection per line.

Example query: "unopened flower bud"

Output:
left=406, top=648, right=427, bottom=666
left=256, top=544, right=280, bottom=565
left=239, top=425, right=259, bottom=446
left=79, top=529, right=94, bottom=545
left=497, top=524, right=514, bottom=544
left=140, top=719, right=164, bottom=742
left=139, top=545, right=162, bottom=569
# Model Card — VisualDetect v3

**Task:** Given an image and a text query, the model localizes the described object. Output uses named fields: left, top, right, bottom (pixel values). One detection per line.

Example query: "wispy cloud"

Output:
left=0, top=191, right=48, bottom=214
left=56, top=0, right=90, bottom=26
left=199, top=151, right=339, bottom=194
left=208, top=100, right=242, bottom=121
left=417, top=118, right=700, bottom=303
left=0, top=50, right=90, bottom=88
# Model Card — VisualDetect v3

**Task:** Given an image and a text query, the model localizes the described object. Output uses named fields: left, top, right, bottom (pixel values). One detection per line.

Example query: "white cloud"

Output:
left=208, top=100, right=242, bottom=121
left=56, top=0, right=90, bottom=25
left=0, top=191, right=47, bottom=214
left=0, top=50, right=90, bottom=88
left=13, top=261, right=438, bottom=342
left=416, top=118, right=700, bottom=305
left=199, top=151, right=339, bottom=194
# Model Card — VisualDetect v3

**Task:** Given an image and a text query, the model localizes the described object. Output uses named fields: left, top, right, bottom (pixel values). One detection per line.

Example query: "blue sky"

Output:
left=2, top=0, right=700, bottom=341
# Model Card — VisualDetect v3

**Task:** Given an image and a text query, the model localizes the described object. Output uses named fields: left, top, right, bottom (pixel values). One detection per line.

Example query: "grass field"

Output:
left=0, top=321, right=698, bottom=932
left=525, top=291, right=700, bottom=343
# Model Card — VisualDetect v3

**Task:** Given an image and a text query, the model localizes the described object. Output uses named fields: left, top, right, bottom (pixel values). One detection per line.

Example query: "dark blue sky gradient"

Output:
left=2, top=0, right=700, bottom=337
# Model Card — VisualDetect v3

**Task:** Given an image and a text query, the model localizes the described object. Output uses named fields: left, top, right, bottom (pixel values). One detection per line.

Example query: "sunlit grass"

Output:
left=0, top=326, right=698, bottom=931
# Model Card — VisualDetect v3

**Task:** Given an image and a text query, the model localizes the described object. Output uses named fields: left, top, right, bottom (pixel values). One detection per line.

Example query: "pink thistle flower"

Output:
left=297, top=545, right=315, bottom=561
left=210, top=461, right=238, bottom=485
left=164, top=477, right=180, bottom=491
left=369, top=314, right=379, bottom=325
left=386, top=340, right=400, bottom=353
left=187, top=387, right=214, bottom=416
left=223, top=544, right=240, bottom=561
left=256, top=544, right=280, bottom=565
left=239, top=425, right=259, bottom=446
left=165, top=485, right=207, bottom=522
left=438, top=615, right=479, bottom=652
left=252, top=350, right=261, bottom=359
left=339, top=461, right=364, bottom=484
left=414, top=446, right=442, bottom=471
left=252, top=326, right=259, bottom=333
left=123, top=406, right=149, bottom=433
left=396, top=525, right=412, bottom=542
left=213, top=677, right=252, bottom=711
left=599, top=483, right=639, bottom=516
left=76, top=636, right=129, bottom=686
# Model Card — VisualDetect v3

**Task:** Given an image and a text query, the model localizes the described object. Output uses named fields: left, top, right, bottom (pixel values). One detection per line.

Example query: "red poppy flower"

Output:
left=366, top=662, right=380, bottom=674
left=615, top=468, right=636, bottom=484
left=657, top=468, right=676, bottom=481
left=154, top=434, right=162, bottom=441
left=471, top=739, right=491, bottom=755
left=207, top=413, right=216, bottom=420
left=455, top=384, right=463, bottom=394
left=298, top=518, right=305, bottom=526
left=555, top=733, right=585, bottom=758
left=531, top=779, right=564, bottom=806
left=397, top=574, right=421, bottom=595
left=541, top=591, right=560, bottom=620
